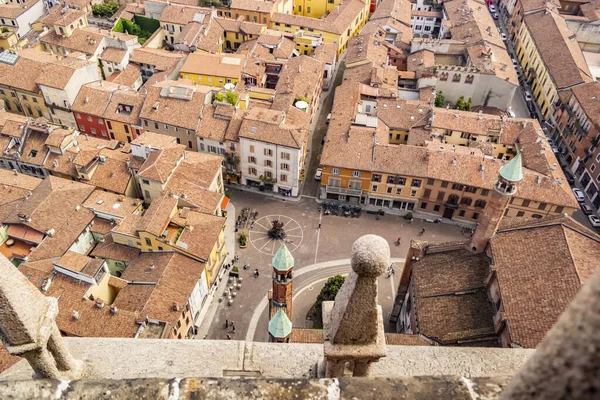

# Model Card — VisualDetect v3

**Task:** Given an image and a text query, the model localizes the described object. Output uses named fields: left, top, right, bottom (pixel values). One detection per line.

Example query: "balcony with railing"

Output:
left=325, top=185, right=362, bottom=196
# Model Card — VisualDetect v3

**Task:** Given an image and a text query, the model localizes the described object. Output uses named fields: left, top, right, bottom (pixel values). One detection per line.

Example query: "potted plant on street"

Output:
left=229, top=266, right=239, bottom=278
left=404, top=212, right=414, bottom=224
left=239, top=233, right=248, bottom=248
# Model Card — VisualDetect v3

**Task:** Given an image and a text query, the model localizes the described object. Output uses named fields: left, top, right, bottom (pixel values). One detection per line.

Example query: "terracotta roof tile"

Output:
left=490, top=216, right=600, bottom=348
left=524, top=8, right=593, bottom=89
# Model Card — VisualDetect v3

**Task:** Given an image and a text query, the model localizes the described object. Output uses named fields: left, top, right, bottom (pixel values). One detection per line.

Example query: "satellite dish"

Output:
left=223, top=83, right=235, bottom=90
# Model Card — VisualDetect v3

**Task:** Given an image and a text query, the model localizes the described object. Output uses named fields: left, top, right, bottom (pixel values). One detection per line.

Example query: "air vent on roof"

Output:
left=172, top=302, right=180, bottom=312
left=72, top=311, right=79, bottom=320
left=110, top=306, right=118, bottom=314
left=250, top=126, right=257, bottom=133
left=95, top=299, right=105, bottom=309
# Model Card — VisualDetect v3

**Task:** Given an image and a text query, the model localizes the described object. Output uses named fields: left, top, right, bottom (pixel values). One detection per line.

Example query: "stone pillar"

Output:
left=501, top=267, right=600, bottom=399
left=0, top=254, right=86, bottom=380
left=322, top=235, right=388, bottom=378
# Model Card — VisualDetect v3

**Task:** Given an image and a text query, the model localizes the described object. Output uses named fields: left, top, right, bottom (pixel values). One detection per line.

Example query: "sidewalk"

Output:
left=226, top=183, right=303, bottom=202
left=195, top=201, right=237, bottom=339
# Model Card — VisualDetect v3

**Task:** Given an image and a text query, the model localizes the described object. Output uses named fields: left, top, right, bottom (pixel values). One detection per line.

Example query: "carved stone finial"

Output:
left=0, top=254, right=86, bottom=380
left=321, top=235, right=388, bottom=378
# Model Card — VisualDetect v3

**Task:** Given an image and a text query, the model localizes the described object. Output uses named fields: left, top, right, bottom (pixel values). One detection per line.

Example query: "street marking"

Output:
left=248, top=215, right=303, bottom=255
left=314, top=210, right=323, bottom=264
left=258, top=239, right=273, bottom=252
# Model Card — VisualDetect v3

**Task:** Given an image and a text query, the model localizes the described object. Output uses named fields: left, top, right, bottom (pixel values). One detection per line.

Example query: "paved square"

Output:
left=203, top=188, right=465, bottom=342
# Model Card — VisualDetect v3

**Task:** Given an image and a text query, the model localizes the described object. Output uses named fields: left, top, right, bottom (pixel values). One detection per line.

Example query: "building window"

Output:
left=352, top=171, right=361, bottom=177
left=90, top=128, right=96, bottom=134
left=461, top=197, right=472, bottom=206
left=532, top=214, right=543, bottom=219
left=265, top=160, right=272, bottom=167
left=410, top=189, right=418, bottom=197
left=372, top=174, right=382, bottom=182
left=281, top=151, right=290, bottom=160
left=76, top=113, right=81, bottom=119
left=264, top=148, right=273, bottom=156
left=452, top=183, right=464, bottom=191
left=427, top=178, right=435, bottom=185
left=154, top=122, right=159, bottom=129
left=538, top=202, right=547, bottom=211
left=142, top=179, right=150, bottom=185
left=280, top=174, right=287, bottom=182
left=87, top=115, right=92, bottom=122
left=420, top=202, right=427, bottom=209
left=522, top=199, right=530, bottom=207
left=248, top=156, right=256, bottom=163
left=441, top=181, right=449, bottom=188
left=481, top=189, right=489, bottom=196
left=452, top=74, right=461, bottom=82
left=387, top=187, right=393, bottom=194
left=472, top=212, right=479, bottom=220
left=79, top=125, right=85, bottom=131
left=281, top=163, right=289, bottom=170
left=436, top=191, right=445, bottom=200
left=517, top=211, right=525, bottom=217
left=372, top=184, right=378, bottom=191
left=459, top=210, right=465, bottom=217
left=465, top=75, right=474, bottom=84
left=332, top=168, right=340, bottom=175
left=434, top=205, right=440, bottom=212
left=145, top=237, right=152, bottom=246
left=411, top=179, right=421, bottom=187
left=440, top=72, right=449, bottom=81
left=474, top=199, right=487, bottom=208
left=250, top=145, right=255, bottom=153
left=555, top=206, right=564, bottom=213
left=249, top=167, right=257, bottom=175
left=465, top=186, right=477, bottom=193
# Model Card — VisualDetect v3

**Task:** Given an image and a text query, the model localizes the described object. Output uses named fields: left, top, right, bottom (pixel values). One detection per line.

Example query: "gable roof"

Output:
left=490, top=216, right=600, bottom=348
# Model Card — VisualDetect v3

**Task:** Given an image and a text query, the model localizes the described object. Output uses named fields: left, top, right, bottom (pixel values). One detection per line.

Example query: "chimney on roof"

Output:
left=110, top=306, right=118, bottom=314
left=95, top=299, right=105, bottom=309
left=72, top=311, right=79, bottom=320
left=451, top=158, right=456, bottom=166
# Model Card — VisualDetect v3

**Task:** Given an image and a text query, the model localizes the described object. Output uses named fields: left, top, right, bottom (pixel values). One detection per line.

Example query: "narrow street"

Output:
left=302, top=59, right=346, bottom=198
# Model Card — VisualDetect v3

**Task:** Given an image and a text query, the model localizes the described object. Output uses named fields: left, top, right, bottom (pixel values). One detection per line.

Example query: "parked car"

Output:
left=581, top=204, right=594, bottom=215
left=588, top=215, right=600, bottom=228
left=489, top=4, right=496, bottom=12
left=563, top=171, right=575, bottom=185
left=572, top=188, right=586, bottom=202
left=524, top=91, right=533, bottom=102
left=551, top=146, right=559, bottom=154
left=493, top=12, right=499, bottom=19
left=500, top=32, right=507, bottom=41
left=512, top=58, right=518, bottom=67
left=314, top=168, right=322, bottom=181
left=326, top=113, right=331, bottom=124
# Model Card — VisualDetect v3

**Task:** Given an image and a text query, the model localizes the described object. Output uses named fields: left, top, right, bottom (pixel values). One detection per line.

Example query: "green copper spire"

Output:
left=268, top=309, right=292, bottom=338
left=499, top=152, right=523, bottom=182
left=272, top=243, right=294, bottom=272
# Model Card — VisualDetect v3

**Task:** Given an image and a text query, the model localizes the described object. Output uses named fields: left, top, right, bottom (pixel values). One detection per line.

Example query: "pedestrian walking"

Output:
left=318, top=223, right=321, bottom=229
left=227, top=334, right=232, bottom=340
left=232, top=325, right=236, bottom=333
left=225, top=319, right=229, bottom=329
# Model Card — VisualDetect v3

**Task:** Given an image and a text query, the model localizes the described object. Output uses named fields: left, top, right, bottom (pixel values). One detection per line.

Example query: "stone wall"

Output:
left=0, top=337, right=534, bottom=381
left=0, top=376, right=513, bottom=399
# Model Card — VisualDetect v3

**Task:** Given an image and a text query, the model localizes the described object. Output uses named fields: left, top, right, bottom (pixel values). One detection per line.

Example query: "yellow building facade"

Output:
left=514, top=23, right=557, bottom=119
left=0, top=86, right=48, bottom=119
left=179, top=53, right=243, bottom=87
left=293, top=0, right=342, bottom=18
left=270, top=0, right=369, bottom=55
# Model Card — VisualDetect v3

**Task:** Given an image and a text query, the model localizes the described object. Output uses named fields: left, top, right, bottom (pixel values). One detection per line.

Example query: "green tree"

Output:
left=225, top=90, right=238, bottom=106
left=434, top=91, right=445, bottom=107
left=465, top=97, right=472, bottom=111
left=315, top=275, right=346, bottom=314
left=455, top=95, right=466, bottom=111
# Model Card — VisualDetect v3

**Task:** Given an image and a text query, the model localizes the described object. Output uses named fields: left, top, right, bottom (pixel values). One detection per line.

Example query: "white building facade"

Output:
left=239, top=137, right=303, bottom=197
